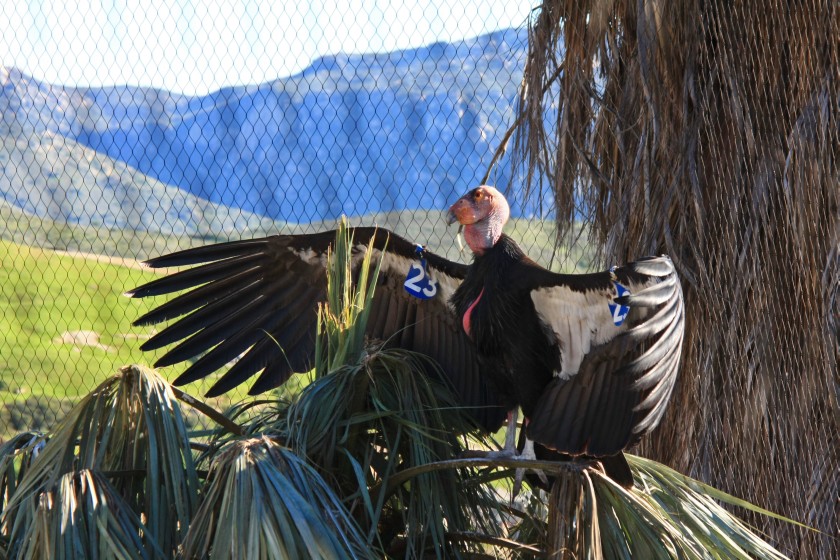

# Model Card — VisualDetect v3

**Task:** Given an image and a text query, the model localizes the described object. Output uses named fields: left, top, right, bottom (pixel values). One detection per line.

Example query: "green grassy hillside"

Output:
left=0, top=127, right=281, bottom=237
left=0, top=241, right=145, bottom=435
left=0, top=240, right=242, bottom=439
left=0, top=241, right=157, bottom=395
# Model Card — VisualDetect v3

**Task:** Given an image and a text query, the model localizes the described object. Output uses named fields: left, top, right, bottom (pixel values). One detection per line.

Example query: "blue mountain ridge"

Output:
left=1, top=28, right=558, bottom=228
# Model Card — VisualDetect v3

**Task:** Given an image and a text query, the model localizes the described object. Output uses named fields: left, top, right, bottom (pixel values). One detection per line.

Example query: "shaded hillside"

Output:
left=0, top=127, right=279, bottom=236
left=0, top=29, right=535, bottom=224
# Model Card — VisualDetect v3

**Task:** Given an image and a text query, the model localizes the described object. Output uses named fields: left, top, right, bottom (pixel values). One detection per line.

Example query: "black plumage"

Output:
left=451, top=235, right=559, bottom=417
left=128, top=188, right=684, bottom=488
left=448, top=234, right=683, bottom=486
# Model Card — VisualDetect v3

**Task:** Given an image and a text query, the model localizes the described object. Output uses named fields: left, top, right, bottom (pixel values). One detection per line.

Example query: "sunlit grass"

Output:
left=0, top=241, right=161, bottom=401
left=0, top=241, right=236, bottom=439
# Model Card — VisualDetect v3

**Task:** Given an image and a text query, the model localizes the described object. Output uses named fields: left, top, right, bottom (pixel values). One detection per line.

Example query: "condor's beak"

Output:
left=446, top=207, right=459, bottom=226
left=447, top=196, right=467, bottom=226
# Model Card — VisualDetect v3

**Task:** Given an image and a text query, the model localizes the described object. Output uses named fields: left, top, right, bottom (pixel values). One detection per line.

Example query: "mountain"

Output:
left=0, top=127, right=279, bottom=236
left=0, top=28, right=534, bottom=227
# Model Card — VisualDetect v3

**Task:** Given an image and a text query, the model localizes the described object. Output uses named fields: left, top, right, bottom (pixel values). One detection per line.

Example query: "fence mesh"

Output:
left=1, top=3, right=571, bottom=433
left=1, top=1, right=837, bottom=557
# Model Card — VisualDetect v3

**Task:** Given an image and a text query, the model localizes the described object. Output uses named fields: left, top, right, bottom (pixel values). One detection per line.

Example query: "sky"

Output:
left=1, top=0, right=532, bottom=95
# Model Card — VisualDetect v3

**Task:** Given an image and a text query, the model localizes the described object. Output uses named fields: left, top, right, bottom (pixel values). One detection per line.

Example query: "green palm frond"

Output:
left=14, top=469, right=157, bottom=560
left=0, top=431, right=45, bottom=515
left=0, top=365, right=198, bottom=557
left=315, top=217, right=383, bottom=373
left=181, top=436, right=374, bottom=560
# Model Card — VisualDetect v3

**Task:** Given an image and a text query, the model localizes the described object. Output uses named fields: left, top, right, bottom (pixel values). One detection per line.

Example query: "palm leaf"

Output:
left=181, top=436, right=374, bottom=560
left=0, top=432, right=45, bottom=516
left=360, top=454, right=793, bottom=558
left=0, top=365, right=198, bottom=557
left=314, top=217, right=384, bottom=373
left=282, top=348, right=511, bottom=557
left=13, top=469, right=157, bottom=560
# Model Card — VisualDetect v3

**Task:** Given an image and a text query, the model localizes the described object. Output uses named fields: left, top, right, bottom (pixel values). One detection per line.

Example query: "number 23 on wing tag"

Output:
left=404, top=246, right=438, bottom=299
left=608, top=281, right=631, bottom=326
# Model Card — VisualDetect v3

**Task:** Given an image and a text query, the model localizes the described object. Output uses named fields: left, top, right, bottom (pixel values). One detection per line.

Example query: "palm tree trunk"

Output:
left=512, top=1, right=839, bottom=556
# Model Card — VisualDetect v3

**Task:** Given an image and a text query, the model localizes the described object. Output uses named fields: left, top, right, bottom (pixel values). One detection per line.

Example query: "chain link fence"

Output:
left=2, top=4, right=577, bottom=436
left=1, top=1, right=837, bottom=557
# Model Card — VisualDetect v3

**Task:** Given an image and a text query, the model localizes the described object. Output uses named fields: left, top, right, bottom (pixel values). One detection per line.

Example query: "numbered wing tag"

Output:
left=608, top=282, right=631, bottom=326
left=404, top=258, right=439, bottom=299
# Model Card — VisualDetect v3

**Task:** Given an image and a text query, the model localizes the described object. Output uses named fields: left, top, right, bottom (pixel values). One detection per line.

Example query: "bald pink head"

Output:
left=447, top=185, right=510, bottom=254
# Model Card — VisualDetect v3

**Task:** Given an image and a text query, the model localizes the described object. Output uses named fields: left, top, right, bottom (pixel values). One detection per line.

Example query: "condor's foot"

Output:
left=511, top=438, right=548, bottom=500
left=462, top=408, right=520, bottom=459
left=458, top=441, right=549, bottom=500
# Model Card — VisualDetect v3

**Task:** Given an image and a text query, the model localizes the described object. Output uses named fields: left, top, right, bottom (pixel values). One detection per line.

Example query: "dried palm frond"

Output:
left=596, top=455, right=794, bottom=560
left=369, top=453, right=793, bottom=558
left=13, top=469, right=158, bottom=560
left=511, top=1, right=839, bottom=556
left=0, top=431, right=44, bottom=515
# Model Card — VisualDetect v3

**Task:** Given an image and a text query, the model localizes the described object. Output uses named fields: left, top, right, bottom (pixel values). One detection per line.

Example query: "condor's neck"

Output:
left=463, top=217, right=507, bottom=255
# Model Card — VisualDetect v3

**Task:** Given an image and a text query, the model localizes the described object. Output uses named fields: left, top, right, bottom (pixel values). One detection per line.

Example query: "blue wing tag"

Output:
left=608, top=281, right=631, bottom=326
left=404, top=245, right=439, bottom=299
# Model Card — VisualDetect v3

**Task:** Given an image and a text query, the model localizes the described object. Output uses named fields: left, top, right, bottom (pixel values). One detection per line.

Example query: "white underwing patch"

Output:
left=530, top=284, right=625, bottom=378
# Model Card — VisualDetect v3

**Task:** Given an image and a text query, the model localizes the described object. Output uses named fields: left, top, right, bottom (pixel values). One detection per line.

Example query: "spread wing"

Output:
left=127, top=227, right=505, bottom=430
left=524, top=256, right=685, bottom=456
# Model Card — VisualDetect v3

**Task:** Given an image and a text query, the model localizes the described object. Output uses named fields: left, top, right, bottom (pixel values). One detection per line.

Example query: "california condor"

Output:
left=127, top=186, right=684, bottom=488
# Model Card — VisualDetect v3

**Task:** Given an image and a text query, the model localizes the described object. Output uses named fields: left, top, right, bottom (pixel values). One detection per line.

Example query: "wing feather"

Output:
left=399, top=293, right=417, bottom=349
left=128, top=228, right=503, bottom=429
left=202, top=287, right=324, bottom=396
left=127, top=254, right=264, bottom=297
left=526, top=255, right=684, bottom=456
left=620, top=312, right=683, bottom=377
left=368, top=288, right=391, bottom=339
left=148, top=292, right=273, bottom=360
left=132, top=271, right=262, bottom=326
left=138, top=238, right=269, bottom=268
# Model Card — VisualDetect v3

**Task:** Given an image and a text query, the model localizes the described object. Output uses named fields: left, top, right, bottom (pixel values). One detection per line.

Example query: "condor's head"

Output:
left=447, top=185, right=510, bottom=255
